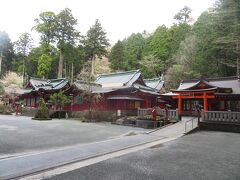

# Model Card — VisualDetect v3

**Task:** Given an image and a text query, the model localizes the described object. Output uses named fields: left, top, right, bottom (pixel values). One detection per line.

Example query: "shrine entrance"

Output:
left=172, top=90, right=215, bottom=116
left=182, top=99, right=203, bottom=116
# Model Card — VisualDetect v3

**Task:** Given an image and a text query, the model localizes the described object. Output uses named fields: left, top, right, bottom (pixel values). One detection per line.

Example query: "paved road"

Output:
left=0, top=134, right=165, bottom=179
left=0, top=115, right=145, bottom=156
left=151, top=116, right=198, bottom=137
left=47, top=131, right=240, bottom=180
left=0, top=116, right=196, bottom=179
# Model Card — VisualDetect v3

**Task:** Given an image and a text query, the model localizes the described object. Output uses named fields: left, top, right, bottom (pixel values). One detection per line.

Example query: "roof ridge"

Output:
left=144, top=78, right=162, bottom=81
left=30, top=77, right=67, bottom=82
left=124, top=70, right=141, bottom=86
left=96, top=69, right=140, bottom=77
left=182, top=76, right=238, bottom=83
left=206, top=76, right=238, bottom=81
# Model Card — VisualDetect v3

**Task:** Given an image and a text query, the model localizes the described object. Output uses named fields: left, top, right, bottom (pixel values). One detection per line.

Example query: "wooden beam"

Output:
left=172, top=95, right=215, bottom=99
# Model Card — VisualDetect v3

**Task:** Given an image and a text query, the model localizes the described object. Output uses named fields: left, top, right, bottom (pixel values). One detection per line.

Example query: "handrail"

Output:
left=185, top=117, right=196, bottom=133
left=138, top=108, right=179, bottom=121
left=202, top=110, right=240, bottom=123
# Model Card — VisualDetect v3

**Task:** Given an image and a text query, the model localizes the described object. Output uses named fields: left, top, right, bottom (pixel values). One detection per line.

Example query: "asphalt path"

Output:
left=47, top=131, right=240, bottom=180
left=0, top=115, right=145, bottom=156
left=0, top=116, right=196, bottom=179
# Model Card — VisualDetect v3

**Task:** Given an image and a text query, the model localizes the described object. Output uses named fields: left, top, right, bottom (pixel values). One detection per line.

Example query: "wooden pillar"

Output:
left=178, top=94, right=182, bottom=115
left=145, top=99, right=148, bottom=108
left=203, top=92, right=208, bottom=111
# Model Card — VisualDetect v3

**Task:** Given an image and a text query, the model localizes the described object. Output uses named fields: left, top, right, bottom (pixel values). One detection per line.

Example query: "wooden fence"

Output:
left=137, top=108, right=152, bottom=117
left=138, top=107, right=179, bottom=121
left=201, top=110, right=240, bottom=123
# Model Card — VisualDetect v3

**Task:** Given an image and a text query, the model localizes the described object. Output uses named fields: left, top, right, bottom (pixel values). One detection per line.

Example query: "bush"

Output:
left=34, top=98, right=50, bottom=119
left=49, top=91, right=71, bottom=110
left=0, top=104, right=13, bottom=115
left=83, top=110, right=116, bottom=122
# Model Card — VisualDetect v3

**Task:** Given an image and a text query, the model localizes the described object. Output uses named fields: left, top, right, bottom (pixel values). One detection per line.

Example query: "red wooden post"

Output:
left=203, top=92, right=208, bottom=111
left=16, top=105, right=19, bottom=116
left=178, top=94, right=182, bottom=115
left=145, top=99, right=148, bottom=108
left=152, top=107, right=157, bottom=121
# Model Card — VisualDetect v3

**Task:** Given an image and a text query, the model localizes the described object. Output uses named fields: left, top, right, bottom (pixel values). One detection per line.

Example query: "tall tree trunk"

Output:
left=64, top=62, right=67, bottom=78
left=58, top=49, right=64, bottom=78
left=91, top=55, right=95, bottom=76
left=23, top=57, right=26, bottom=84
left=237, top=42, right=239, bottom=77
left=71, top=62, right=74, bottom=84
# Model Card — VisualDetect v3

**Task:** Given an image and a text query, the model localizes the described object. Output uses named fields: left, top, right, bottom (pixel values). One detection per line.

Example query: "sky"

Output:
left=0, top=0, right=216, bottom=46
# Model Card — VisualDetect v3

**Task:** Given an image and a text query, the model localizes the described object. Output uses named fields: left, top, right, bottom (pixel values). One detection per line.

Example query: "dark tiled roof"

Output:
left=28, top=77, right=69, bottom=91
left=95, top=69, right=143, bottom=88
left=144, top=78, right=164, bottom=92
left=74, top=80, right=122, bottom=94
left=107, top=95, right=144, bottom=101
left=21, top=77, right=69, bottom=95
left=74, top=80, right=116, bottom=93
left=133, top=83, right=160, bottom=95
left=177, top=76, right=240, bottom=94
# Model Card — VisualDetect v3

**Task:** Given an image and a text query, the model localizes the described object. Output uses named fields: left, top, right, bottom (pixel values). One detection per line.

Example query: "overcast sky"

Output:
left=0, top=0, right=216, bottom=46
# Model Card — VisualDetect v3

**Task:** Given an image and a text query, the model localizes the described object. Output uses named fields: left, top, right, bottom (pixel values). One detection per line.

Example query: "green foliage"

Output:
left=35, top=98, right=50, bottom=119
left=174, top=6, right=192, bottom=24
left=108, top=22, right=191, bottom=78
left=14, top=33, right=33, bottom=55
left=0, top=31, right=14, bottom=76
left=0, top=83, right=5, bottom=95
left=56, top=8, right=80, bottom=45
left=37, top=54, right=52, bottom=78
left=165, top=35, right=201, bottom=89
left=49, top=90, right=71, bottom=110
left=139, top=55, right=163, bottom=78
left=34, top=8, right=80, bottom=78
left=84, top=19, right=110, bottom=75
left=144, top=25, right=169, bottom=60
left=1, top=3, right=239, bottom=89
left=84, top=19, right=110, bottom=60
left=14, top=33, right=33, bottom=81
left=191, top=0, right=240, bottom=77
left=109, top=40, right=124, bottom=70
left=34, top=11, right=57, bottom=45
left=122, top=33, right=145, bottom=70
left=0, top=104, right=12, bottom=115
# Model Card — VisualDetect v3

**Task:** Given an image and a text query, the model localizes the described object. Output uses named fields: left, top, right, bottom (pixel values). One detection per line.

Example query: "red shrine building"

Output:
left=68, top=70, right=164, bottom=114
left=18, top=70, right=164, bottom=115
left=160, top=76, right=240, bottom=116
left=18, top=78, right=70, bottom=107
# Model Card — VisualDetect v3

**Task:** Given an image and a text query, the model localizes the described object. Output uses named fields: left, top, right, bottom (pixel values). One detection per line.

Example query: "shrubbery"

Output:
left=83, top=110, right=116, bottom=122
left=0, top=104, right=12, bottom=115
left=34, top=98, right=50, bottom=119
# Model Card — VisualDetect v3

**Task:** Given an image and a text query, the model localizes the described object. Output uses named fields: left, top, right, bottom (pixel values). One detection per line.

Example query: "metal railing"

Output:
left=185, top=117, right=197, bottom=133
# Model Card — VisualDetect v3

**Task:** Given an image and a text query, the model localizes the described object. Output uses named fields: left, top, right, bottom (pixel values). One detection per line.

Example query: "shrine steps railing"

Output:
left=201, top=110, right=240, bottom=124
left=138, top=108, right=179, bottom=121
